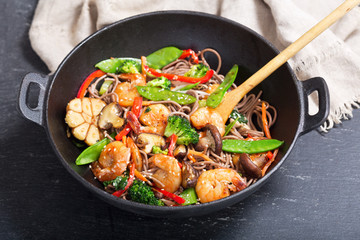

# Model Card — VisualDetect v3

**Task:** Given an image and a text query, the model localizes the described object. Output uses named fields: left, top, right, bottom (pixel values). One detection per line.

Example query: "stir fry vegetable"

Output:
left=145, top=66, right=214, bottom=84
left=222, top=139, right=284, bottom=154
left=146, top=76, right=171, bottom=90
left=207, top=64, right=238, bottom=108
left=146, top=46, right=183, bottom=69
left=164, top=116, right=199, bottom=145
left=95, top=58, right=141, bottom=74
left=66, top=46, right=284, bottom=207
left=136, top=86, right=197, bottom=105
left=76, top=134, right=113, bottom=165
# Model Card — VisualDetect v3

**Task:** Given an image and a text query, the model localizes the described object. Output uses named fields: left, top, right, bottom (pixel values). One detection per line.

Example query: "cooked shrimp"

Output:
left=139, top=104, right=170, bottom=135
left=114, top=73, right=146, bottom=107
left=190, top=107, right=225, bottom=136
left=148, top=154, right=182, bottom=193
left=195, top=168, right=247, bottom=203
left=91, top=141, right=130, bottom=182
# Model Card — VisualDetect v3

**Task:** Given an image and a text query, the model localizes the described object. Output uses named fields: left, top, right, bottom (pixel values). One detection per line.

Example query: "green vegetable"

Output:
left=75, top=137, right=111, bottom=165
left=146, top=76, right=171, bottom=90
left=75, top=133, right=116, bottom=165
left=136, top=86, right=196, bottom=105
left=184, top=64, right=209, bottom=78
left=128, top=180, right=164, bottom=206
left=164, top=115, right=199, bottom=145
left=103, top=175, right=128, bottom=190
left=95, top=58, right=141, bottom=74
left=146, top=46, right=183, bottom=69
left=229, top=110, right=248, bottom=124
left=224, top=116, right=240, bottom=136
left=206, top=64, right=238, bottom=108
left=179, top=188, right=198, bottom=205
left=152, top=145, right=168, bottom=155
left=144, top=107, right=151, bottom=113
left=99, top=80, right=113, bottom=95
left=178, top=82, right=200, bottom=91
left=117, top=59, right=141, bottom=74
left=198, top=99, right=207, bottom=108
left=222, top=139, right=284, bottom=154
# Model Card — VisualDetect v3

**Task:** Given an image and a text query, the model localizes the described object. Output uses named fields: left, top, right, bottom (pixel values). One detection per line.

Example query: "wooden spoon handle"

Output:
left=215, top=0, right=360, bottom=122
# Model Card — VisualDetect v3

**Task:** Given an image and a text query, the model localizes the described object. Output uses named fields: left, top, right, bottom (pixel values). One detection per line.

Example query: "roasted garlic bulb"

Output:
left=65, top=97, right=106, bottom=145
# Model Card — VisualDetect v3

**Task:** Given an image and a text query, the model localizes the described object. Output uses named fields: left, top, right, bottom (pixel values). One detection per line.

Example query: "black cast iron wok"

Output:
left=18, top=11, right=329, bottom=218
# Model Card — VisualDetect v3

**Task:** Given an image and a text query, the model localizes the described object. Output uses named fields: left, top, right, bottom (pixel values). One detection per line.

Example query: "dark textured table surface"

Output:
left=1, top=1, right=360, bottom=239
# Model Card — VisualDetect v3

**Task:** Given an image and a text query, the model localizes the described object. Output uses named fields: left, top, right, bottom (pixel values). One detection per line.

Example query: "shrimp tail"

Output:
left=127, top=111, right=143, bottom=135
left=232, top=177, right=247, bottom=191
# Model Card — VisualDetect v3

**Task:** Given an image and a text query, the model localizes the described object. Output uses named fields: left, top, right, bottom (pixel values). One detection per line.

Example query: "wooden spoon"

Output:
left=214, top=0, right=360, bottom=122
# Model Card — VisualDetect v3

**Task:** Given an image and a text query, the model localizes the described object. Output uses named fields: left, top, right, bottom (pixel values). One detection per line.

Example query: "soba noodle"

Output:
left=75, top=48, right=278, bottom=204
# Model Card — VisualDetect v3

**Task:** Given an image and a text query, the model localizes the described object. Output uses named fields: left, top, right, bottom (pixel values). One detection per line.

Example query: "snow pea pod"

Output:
left=136, top=86, right=196, bottom=105
left=178, top=82, right=200, bottom=91
left=75, top=133, right=115, bottom=165
left=146, top=46, right=183, bottom=69
left=206, top=64, right=238, bottom=108
left=222, top=139, right=283, bottom=154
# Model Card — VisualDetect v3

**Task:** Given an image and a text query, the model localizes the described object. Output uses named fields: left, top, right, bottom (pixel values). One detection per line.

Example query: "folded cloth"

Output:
left=29, top=0, right=360, bottom=131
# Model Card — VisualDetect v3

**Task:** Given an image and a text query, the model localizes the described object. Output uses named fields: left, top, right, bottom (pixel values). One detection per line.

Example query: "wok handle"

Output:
left=18, top=73, right=50, bottom=127
left=299, top=77, right=330, bottom=135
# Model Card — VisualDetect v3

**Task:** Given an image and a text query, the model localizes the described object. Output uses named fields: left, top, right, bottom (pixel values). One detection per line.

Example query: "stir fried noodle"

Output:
left=73, top=48, right=278, bottom=205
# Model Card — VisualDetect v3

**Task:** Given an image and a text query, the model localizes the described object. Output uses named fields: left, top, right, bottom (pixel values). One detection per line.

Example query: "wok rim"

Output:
left=44, top=10, right=303, bottom=216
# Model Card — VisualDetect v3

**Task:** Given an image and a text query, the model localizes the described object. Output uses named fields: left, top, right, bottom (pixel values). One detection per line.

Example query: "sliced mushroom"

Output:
left=136, top=133, right=166, bottom=154
left=181, top=161, right=199, bottom=188
left=239, top=153, right=262, bottom=178
left=98, top=102, right=125, bottom=130
left=195, top=124, right=222, bottom=155
left=173, top=145, right=187, bottom=159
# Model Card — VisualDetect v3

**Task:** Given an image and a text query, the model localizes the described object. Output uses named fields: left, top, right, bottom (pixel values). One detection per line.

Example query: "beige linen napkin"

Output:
left=29, top=0, right=360, bottom=131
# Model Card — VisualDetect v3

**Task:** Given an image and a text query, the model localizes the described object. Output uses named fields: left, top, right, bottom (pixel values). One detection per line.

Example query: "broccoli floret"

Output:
left=229, top=110, right=248, bottom=124
left=152, top=145, right=169, bottom=155
left=146, top=76, right=171, bottom=90
left=184, top=64, right=209, bottom=78
left=164, top=115, right=199, bottom=145
left=128, top=180, right=164, bottom=206
left=117, top=59, right=141, bottom=74
left=103, top=175, right=128, bottom=190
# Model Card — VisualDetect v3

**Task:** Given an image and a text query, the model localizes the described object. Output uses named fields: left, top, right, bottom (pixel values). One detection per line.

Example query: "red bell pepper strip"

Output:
left=115, top=125, right=132, bottom=142
left=112, top=161, right=135, bottom=197
left=115, top=97, right=143, bottom=141
left=167, top=134, right=178, bottom=157
left=153, top=187, right=185, bottom=205
left=179, top=49, right=199, bottom=64
left=77, top=70, right=105, bottom=98
left=144, top=65, right=214, bottom=84
left=266, top=151, right=273, bottom=160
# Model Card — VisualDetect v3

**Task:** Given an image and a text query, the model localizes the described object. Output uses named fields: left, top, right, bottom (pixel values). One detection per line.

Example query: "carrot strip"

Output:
left=134, top=169, right=148, bottom=182
left=261, top=149, right=279, bottom=177
left=141, top=56, right=147, bottom=79
left=187, top=154, right=197, bottom=163
left=261, top=101, right=271, bottom=139
left=187, top=149, right=214, bottom=162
